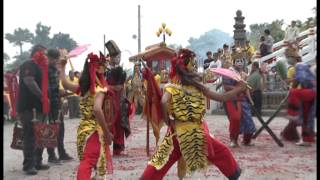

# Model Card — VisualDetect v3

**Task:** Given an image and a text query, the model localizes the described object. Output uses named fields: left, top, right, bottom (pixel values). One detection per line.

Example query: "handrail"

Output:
left=272, top=27, right=317, bottom=50
left=252, top=26, right=317, bottom=71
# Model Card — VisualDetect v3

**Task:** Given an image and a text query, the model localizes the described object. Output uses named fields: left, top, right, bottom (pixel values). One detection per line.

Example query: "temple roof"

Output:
left=129, top=42, right=176, bottom=62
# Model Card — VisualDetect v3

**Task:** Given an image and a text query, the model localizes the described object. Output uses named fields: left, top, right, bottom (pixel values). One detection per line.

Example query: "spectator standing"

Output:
left=203, top=51, right=214, bottom=70
left=247, top=62, right=264, bottom=115
left=209, top=52, right=222, bottom=69
left=46, top=48, right=73, bottom=164
left=74, top=71, right=80, bottom=79
left=264, top=29, right=274, bottom=54
left=284, top=20, right=300, bottom=46
left=244, top=40, right=255, bottom=65
left=66, top=70, right=80, bottom=119
left=17, top=44, right=50, bottom=175
left=259, top=36, right=269, bottom=57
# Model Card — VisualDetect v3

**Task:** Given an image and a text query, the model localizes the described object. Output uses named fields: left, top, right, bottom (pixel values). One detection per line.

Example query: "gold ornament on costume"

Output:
left=231, top=49, right=246, bottom=65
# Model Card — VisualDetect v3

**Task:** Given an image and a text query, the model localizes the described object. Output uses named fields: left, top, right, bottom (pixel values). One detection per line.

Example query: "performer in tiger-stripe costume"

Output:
left=140, top=48, right=247, bottom=180
left=58, top=51, right=113, bottom=180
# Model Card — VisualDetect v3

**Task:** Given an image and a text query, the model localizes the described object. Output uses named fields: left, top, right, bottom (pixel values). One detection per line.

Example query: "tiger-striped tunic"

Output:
left=77, top=86, right=108, bottom=177
left=149, top=83, right=209, bottom=175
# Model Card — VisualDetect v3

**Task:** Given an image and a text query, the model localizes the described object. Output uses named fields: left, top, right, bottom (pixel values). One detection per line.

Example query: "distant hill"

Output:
left=186, top=29, right=233, bottom=60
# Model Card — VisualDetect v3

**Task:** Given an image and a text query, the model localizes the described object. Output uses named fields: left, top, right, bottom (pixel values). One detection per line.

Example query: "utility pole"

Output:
left=138, top=4, right=148, bottom=156
left=138, top=5, right=141, bottom=53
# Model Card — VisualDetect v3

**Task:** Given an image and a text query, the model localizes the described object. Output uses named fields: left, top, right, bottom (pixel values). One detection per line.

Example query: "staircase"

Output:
left=207, top=26, right=317, bottom=116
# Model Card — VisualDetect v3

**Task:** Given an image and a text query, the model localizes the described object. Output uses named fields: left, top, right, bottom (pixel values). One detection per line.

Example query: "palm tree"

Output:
left=5, top=28, right=34, bottom=55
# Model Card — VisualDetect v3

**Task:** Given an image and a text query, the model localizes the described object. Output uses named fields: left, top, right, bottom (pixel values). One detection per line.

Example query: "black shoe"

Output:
left=59, top=154, right=73, bottom=161
left=48, top=156, right=61, bottom=164
left=24, top=167, right=38, bottom=175
left=35, top=164, right=50, bottom=170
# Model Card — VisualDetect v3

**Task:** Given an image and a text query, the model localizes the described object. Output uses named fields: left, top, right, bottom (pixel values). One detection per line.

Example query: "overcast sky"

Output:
left=4, top=0, right=316, bottom=71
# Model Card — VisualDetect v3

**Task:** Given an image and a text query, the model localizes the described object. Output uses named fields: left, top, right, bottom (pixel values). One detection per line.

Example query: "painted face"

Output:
left=111, top=54, right=121, bottom=65
left=186, top=57, right=196, bottom=72
left=234, top=58, right=244, bottom=68
left=97, top=64, right=106, bottom=74
left=134, top=64, right=141, bottom=71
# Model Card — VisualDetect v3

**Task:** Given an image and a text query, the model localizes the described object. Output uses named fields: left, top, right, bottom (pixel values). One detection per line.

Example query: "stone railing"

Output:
left=262, top=91, right=287, bottom=109
left=248, top=27, right=317, bottom=72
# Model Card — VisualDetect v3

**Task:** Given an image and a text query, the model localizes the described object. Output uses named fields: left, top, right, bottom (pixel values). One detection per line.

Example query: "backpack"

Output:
left=294, top=63, right=316, bottom=88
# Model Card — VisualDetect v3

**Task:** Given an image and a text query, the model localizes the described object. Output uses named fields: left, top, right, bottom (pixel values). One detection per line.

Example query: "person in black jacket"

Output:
left=203, top=51, right=214, bottom=70
left=46, top=48, right=73, bottom=164
left=17, top=44, right=50, bottom=175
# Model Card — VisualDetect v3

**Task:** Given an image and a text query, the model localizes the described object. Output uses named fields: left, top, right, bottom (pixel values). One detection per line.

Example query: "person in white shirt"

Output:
left=284, top=21, right=300, bottom=44
left=263, top=29, right=274, bottom=54
left=209, top=53, right=222, bottom=69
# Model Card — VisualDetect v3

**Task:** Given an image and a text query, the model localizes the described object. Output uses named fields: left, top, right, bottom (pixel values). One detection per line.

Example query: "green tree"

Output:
left=247, top=20, right=285, bottom=49
left=5, top=28, right=34, bottom=54
left=5, top=22, right=79, bottom=70
left=296, top=16, right=316, bottom=32
left=247, top=23, right=268, bottom=49
left=5, top=51, right=30, bottom=71
left=269, top=19, right=285, bottom=42
left=50, top=32, right=77, bottom=51
left=3, top=52, right=10, bottom=65
left=300, top=17, right=316, bottom=31
left=168, top=43, right=182, bottom=50
left=33, top=22, right=51, bottom=48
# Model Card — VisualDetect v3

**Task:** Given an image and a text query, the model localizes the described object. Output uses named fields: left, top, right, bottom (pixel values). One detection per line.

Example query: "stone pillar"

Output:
left=233, top=10, right=246, bottom=48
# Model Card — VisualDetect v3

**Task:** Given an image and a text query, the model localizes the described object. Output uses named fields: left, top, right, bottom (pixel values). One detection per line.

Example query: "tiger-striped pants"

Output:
left=140, top=134, right=241, bottom=180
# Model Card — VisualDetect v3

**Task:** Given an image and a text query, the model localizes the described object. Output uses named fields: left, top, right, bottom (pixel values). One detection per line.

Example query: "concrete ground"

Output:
left=3, top=115, right=317, bottom=180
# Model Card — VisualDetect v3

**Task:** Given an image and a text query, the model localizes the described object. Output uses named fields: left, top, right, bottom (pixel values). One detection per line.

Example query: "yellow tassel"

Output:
left=177, top=158, right=187, bottom=179
left=68, top=58, right=75, bottom=71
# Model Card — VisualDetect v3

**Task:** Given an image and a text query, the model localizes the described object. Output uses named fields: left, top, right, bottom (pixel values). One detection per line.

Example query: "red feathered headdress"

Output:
left=87, top=52, right=108, bottom=93
left=169, top=48, right=196, bottom=80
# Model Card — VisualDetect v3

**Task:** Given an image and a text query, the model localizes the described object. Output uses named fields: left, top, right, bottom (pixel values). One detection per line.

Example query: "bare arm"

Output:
left=93, top=92, right=113, bottom=145
left=57, top=62, right=79, bottom=93
left=23, top=76, right=42, bottom=100
left=202, top=81, right=246, bottom=102
left=59, top=89, right=74, bottom=97
left=223, top=84, right=235, bottom=91
left=161, top=91, right=172, bottom=126
left=246, top=89, right=254, bottom=105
